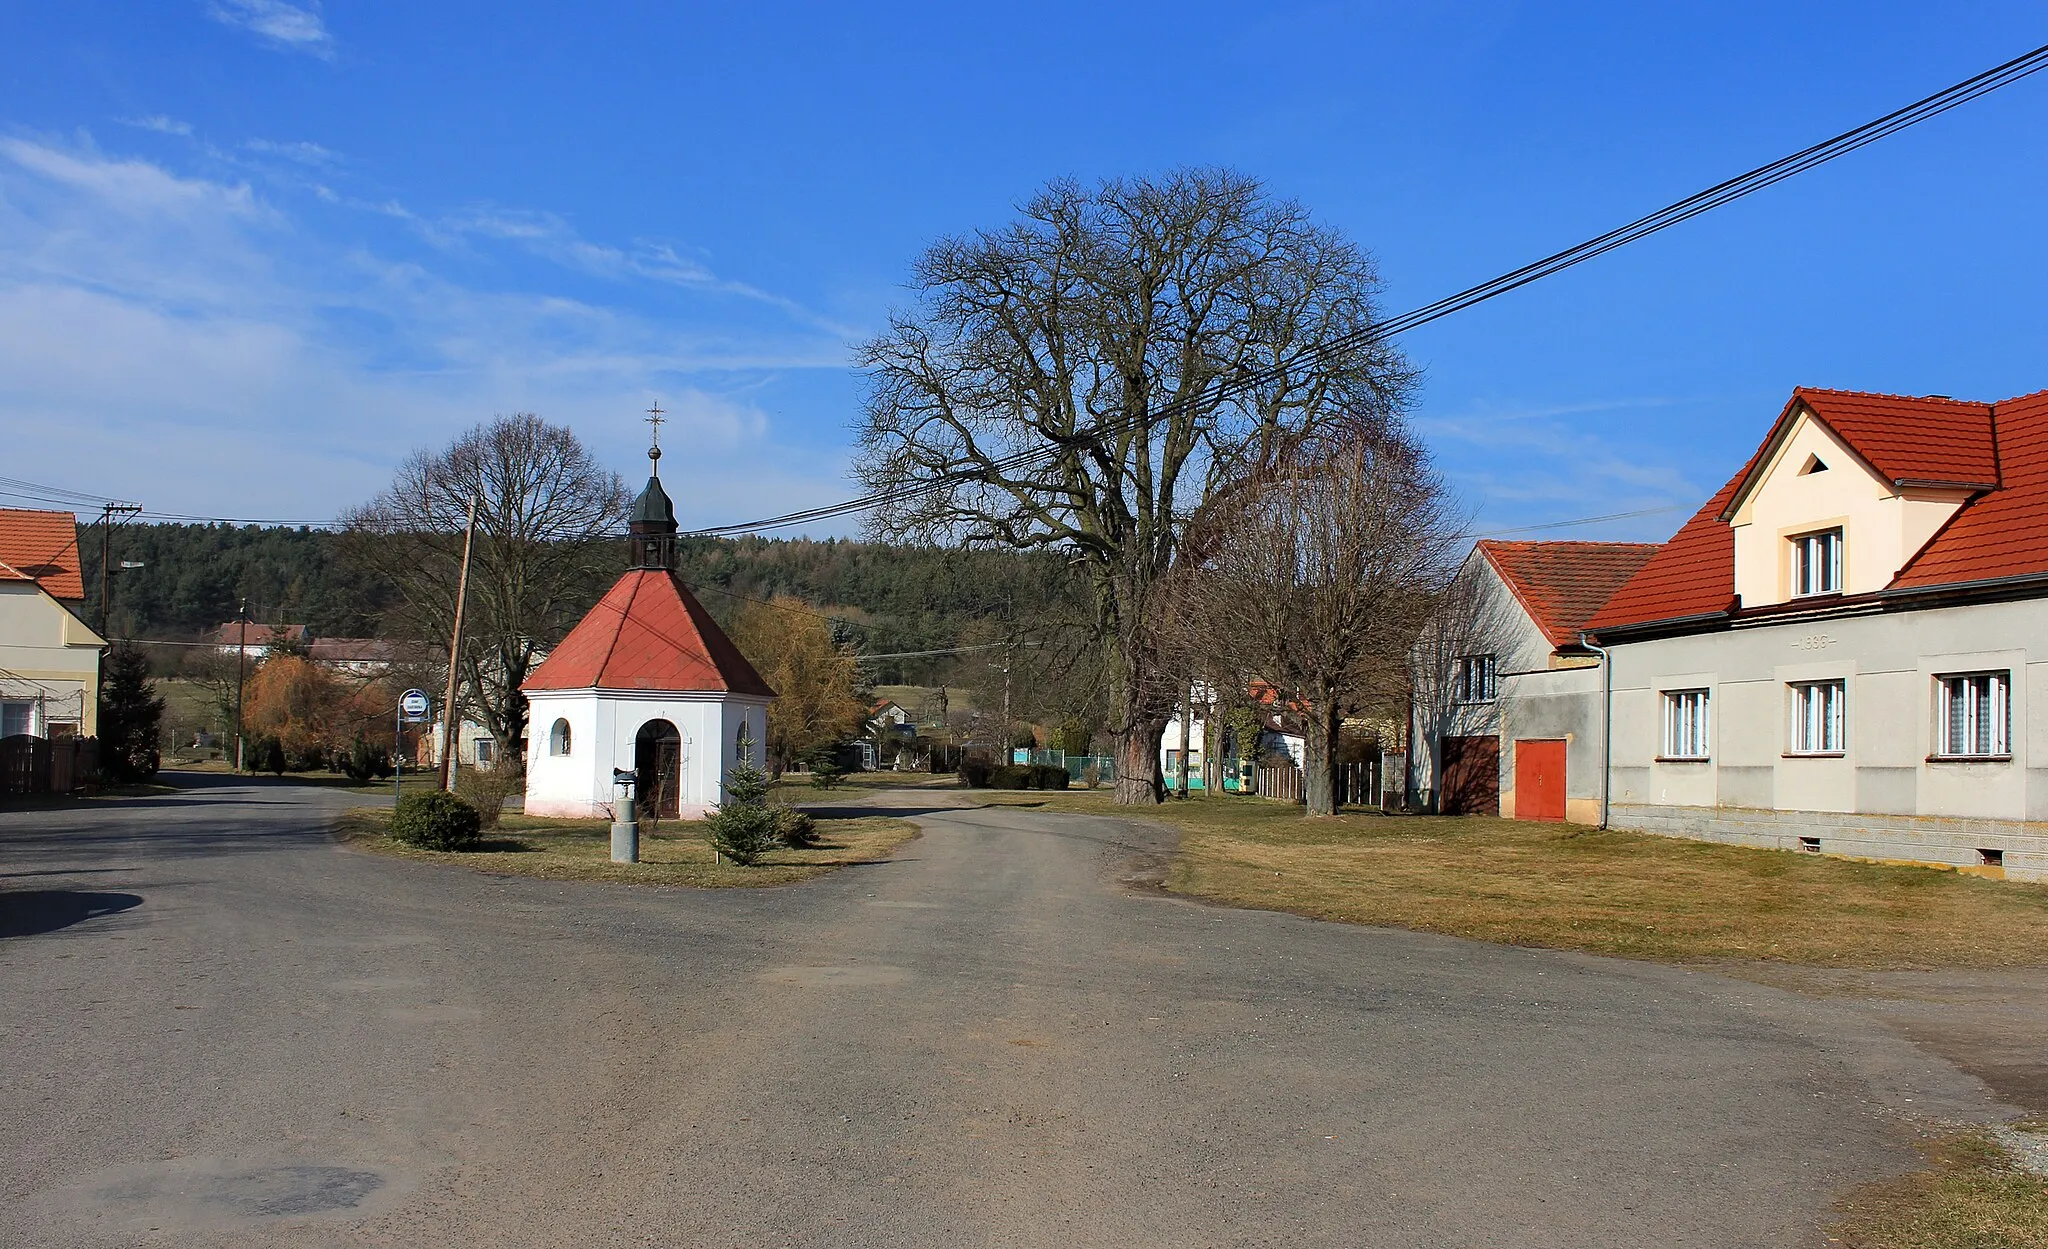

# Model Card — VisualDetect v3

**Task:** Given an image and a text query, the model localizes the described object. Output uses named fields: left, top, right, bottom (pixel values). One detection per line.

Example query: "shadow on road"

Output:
left=0, top=890, right=143, bottom=938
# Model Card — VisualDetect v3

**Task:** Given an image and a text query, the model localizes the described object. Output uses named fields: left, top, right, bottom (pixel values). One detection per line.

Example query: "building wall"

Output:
left=1498, top=663, right=1604, bottom=824
left=0, top=582, right=103, bottom=736
left=1728, top=415, right=1970, bottom=606
left=1411, top=555, right=1554, bottom=813
left=523, top=689, right=769, bottom=819
left=1608, top=595, right=2048, bottom=881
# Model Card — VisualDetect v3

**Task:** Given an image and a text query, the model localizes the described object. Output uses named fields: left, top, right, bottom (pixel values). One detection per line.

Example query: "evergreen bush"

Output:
left=338, top=736, right=394, bottom=782
left=706, top=759, right=777, bottom=865
left=247, top=733, right=287, bottom=775
left=774, top=808, right=819, bottom=848
left=959, top=758, right=994, bottom=788
left=390, top=790, right=483, bottom=850
left=97, top=642, right=165, bottom=781
left=984, top=763, right=1069, bottom=790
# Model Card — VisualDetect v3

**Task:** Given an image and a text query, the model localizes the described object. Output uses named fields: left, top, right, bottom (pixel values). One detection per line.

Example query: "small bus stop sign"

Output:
left=400, top=689, right=431, bottom=722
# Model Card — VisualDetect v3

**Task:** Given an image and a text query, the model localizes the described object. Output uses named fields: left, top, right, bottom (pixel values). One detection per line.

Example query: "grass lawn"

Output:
left=336, top=808, right=920, bottom=888
left=1833, top=1127, right=2048, bottom=1248
left=968, top=789, right=2048, bottom=969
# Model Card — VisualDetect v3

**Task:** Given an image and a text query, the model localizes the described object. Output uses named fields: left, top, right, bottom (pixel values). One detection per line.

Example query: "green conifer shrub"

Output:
left=706, top=759, right=777, bottom=865
left=390, top=790, right=483, bottom=851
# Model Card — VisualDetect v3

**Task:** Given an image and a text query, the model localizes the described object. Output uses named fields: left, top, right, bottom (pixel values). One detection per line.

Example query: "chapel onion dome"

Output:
left=627, top=442, right=680, bottom=569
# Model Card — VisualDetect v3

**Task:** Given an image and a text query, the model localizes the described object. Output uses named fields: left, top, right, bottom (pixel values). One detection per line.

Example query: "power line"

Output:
left=679, top=41, right=2048, bottom=539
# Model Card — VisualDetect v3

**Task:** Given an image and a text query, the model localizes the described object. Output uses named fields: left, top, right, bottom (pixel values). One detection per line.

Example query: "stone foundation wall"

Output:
left=1611, top=803, right=2048, bottom=883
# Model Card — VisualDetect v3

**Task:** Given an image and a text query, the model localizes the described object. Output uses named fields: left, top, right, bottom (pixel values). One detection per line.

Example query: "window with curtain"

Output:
left=1936, top=672, right=2009, bottom=758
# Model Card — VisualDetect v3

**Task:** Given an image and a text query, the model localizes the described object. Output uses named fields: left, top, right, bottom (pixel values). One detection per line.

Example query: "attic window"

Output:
left=1798, top=454, right=1828, bottom=475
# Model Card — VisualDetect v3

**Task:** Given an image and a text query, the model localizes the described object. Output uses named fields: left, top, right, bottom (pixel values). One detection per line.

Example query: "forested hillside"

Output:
left=83, top=523, right=1088, bottom=689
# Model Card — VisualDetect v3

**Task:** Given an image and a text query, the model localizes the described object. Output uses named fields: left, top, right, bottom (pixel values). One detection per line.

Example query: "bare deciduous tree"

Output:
left=341, top=414, right=628, bottom=771
left=855, top=169, right=1414, bottom=803
left=1165, top=426, right=1462, bottom=816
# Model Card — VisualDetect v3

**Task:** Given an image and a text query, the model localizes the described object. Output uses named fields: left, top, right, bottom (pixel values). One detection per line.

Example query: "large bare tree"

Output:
left=1166, top=426, right=1462, bottom=816
left=341, top=414, right=628, bottom=771
left=854, top=169, right=1414, bottom=803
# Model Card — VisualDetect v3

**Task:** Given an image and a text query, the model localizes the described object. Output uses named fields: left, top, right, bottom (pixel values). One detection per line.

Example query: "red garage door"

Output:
left=1439, top=736, right=1500, bottom=815
left=1514, top=739, right=1567, bottom=821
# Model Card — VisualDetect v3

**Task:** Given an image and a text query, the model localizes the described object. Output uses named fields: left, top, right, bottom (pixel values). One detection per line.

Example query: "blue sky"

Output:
left=3, top=2, right=2045, bottom=540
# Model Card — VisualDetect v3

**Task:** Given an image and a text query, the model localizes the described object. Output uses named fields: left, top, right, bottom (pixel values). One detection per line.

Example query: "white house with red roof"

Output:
left=1584, top=387, right=2048, bottom=881
left=1411, top=539, right=1657, bottom=823
left=0, top=507, right=104, bottom=740
left=519, top=449, right=775, bottom=820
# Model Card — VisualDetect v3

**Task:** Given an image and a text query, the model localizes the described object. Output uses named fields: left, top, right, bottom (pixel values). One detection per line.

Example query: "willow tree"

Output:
left=854, top=169, right=1414, bottom=803
left=341, top=414, right=628, bottom=771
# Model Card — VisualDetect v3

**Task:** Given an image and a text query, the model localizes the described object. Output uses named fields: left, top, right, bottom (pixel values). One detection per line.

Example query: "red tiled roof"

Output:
left=210, top=622, right=309, bottom=646
left=521, top=569, right=776, bottom=696
left=1723, top=390, right=1999, bottom=520
left=1891, top=389, right=2048, bottom=589
left=1590, top=386, right=2048, bottom=632
left=1478, top=540, right=1660, bottom=649
left=0, top=508, right=85, bottom=601
left=0, top=560, right=31, bottom=583
left=1583, top=453, right=1762, bottom=633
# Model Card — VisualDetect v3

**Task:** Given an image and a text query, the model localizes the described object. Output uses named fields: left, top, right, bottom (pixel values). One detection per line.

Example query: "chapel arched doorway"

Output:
left=634, top=719, right=682, bottom=818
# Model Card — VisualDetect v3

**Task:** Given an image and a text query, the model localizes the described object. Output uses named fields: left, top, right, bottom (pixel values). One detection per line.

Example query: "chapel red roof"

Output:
left=1477, top=540, right=1660, bottom=649
left=0, top=508, right=85, bottom=601
left=521, top=569, right=776, bottom=696
left=1588, top=386, right=2048, bottom=633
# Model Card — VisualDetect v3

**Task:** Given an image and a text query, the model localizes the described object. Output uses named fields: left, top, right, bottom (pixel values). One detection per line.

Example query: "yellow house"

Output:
left=0, top=509, right=104, bottom=739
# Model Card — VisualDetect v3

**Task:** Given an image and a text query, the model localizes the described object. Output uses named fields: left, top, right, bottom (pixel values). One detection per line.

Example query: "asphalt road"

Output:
left=0, top=776, right=2010, bottom=1247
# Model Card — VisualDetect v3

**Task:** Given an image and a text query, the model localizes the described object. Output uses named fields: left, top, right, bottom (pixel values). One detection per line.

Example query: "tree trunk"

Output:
left=1115, top=719, right=1167, bottom=804
left=1303, top=700, right=1341, bottom=817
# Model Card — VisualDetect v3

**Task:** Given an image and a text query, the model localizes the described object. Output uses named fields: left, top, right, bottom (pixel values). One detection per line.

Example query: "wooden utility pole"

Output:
left=438, top=495, right=479, bottom=791
left=233, top=599, right=249, bottom=771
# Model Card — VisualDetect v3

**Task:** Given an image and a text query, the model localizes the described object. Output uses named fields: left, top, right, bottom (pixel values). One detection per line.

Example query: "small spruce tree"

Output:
left=97, top=642, right=165, bottom=781
left=706, top=730, right=777, bottom=865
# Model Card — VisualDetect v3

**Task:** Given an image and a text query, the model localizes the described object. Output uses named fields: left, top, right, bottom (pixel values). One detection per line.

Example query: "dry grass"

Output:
left=336, top=808, right=919, bottom=888
left=1832, top=1129, right=2048, bottom=1248
left=971, top=791, right=2048, bottom=969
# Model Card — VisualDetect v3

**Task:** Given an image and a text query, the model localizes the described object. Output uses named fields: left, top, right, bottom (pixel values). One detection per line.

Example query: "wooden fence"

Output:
left=1252, top=760, right=1381, bottom=806
left=0, top=735, right=99, bottom=795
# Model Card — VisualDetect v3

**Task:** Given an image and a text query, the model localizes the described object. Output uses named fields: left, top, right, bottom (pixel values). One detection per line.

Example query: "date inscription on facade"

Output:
left=1792, top=633, right=1836, bottom=651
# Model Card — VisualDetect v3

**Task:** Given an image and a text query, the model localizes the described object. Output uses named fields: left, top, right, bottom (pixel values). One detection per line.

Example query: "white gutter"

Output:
left=1580, top=630, right=1612, bottom=829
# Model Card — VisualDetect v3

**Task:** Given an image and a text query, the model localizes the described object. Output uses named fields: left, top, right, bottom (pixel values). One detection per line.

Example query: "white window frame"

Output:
left=473, top=737, right=495, bottom=765
left=548, top=717, right=572, bottom=756
left=1791, top=528, right=1843, bottom=597
left=1452, top=654, right=1498, bottom=704
left=0, top=698, right=36, bottom=738
left=1661, top=689, right=1711, bottom=760
left=1788, top=680, right=1845, bottom=755
left=1935, top=671, right=2010, bottom=759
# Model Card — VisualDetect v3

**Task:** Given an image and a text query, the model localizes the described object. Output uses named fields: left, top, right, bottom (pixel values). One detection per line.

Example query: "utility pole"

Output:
left=438, top=494, right=480, bottom=792
left=233, top=598, right=249, bottom=771
left=1000, top=644, right=1013, bottom=760
left=94, top=501, right=141, bottom=635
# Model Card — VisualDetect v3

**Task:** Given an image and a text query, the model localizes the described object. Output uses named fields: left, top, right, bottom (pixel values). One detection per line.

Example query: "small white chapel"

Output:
left=520, top=430, right=775, bottom=820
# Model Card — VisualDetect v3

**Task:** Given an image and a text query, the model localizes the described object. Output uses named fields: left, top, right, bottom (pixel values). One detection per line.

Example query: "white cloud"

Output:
left=207, top=0, right=334, bottom=58
left=242, top=138, right=336, bottom=166
left=119, top=115, right=194, bottom=137
left=0, top=136, right=858, bottom=529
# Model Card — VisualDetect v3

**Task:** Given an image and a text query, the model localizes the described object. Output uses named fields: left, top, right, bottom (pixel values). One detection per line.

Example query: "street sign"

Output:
left=400, top=689, right=431, bottom=722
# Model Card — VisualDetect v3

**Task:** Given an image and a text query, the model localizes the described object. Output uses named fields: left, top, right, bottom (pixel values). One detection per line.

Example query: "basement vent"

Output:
left=1979, top=848, right=2004, bottom=867
left=1797, top=836, right=1822, bottom=853
left=1799, top=454, right=1828, bottom=475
